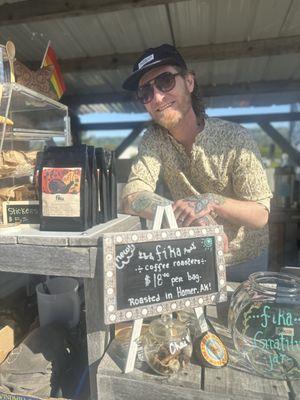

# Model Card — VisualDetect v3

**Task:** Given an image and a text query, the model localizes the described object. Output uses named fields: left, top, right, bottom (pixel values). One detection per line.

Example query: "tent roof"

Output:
left=0, top=0, right=299, bottom=113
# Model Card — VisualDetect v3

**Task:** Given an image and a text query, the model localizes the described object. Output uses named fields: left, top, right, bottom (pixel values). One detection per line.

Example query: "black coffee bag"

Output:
left=39, top=145, right=91, bottom=231
left=95, top=148, right=109, bottom=223
left=105, top=150, right=118, bottom=220
left=87, top=146, right=98, bottom=227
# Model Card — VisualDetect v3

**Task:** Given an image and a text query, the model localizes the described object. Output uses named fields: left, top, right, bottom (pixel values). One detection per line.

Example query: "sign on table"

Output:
left=2, top=201, right=39, bottom=224
left=103, top=225, right=227, bottom=324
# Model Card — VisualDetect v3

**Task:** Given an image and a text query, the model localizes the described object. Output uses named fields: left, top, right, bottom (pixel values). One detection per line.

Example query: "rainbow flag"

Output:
left=41, top=42, right=66, bottom=99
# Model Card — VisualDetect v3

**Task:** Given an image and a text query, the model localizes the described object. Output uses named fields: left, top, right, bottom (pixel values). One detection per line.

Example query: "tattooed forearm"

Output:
left=125, top=191, right=172, bottom=219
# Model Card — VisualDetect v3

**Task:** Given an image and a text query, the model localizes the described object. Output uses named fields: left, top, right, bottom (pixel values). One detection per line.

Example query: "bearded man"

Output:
left=121, top=44, right=272, bottom=282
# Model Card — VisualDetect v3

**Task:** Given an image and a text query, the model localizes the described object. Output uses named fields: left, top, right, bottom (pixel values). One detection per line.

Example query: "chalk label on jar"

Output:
left=169, top=336, right=190, bottom=355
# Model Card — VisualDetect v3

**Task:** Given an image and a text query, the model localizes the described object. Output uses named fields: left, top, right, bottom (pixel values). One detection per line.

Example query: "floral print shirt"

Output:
left=122, top=117, right=272, bottom=266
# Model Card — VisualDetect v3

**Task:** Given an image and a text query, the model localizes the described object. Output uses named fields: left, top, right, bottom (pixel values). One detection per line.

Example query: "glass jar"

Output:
left=176, top=308, right=199, bottom=338
left=142, top=315, right=193, bottom=376
left=0, top=45, right=11, bottom=83
left=228, top=272, right=300, bottom=379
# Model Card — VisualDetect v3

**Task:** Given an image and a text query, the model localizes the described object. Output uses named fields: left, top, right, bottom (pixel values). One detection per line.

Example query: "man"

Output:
left=121, top=44, right=272, bottom=282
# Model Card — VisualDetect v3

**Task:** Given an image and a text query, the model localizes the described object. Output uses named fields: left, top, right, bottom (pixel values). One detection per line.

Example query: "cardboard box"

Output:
left=0, top=323, right=15, bottom=364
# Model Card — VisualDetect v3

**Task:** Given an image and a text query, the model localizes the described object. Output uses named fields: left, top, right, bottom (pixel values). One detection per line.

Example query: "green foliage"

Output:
left=81, top=134, right=123, bottom=150
left=249, top=125, right=289, bottom=167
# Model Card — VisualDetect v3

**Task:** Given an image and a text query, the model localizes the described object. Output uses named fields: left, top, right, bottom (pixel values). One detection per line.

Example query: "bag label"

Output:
left=42, top=167, right=81, bottom=217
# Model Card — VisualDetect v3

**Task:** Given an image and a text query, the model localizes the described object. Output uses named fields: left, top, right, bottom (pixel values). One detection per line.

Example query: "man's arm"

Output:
left=172, top=126, right=271, bottom=230
left=122, top=191, right=172, bottom=220
left=173, top=193, right=269, bottom=229
left=123, top=191, right=229, bottom=251
left=122, top=191, right=223, bottom=226
left=123, top=191, right=230, bottom=227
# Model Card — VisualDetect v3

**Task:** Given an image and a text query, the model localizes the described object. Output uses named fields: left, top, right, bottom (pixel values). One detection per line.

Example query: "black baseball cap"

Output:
left=122, top=44, right=187, bottom=91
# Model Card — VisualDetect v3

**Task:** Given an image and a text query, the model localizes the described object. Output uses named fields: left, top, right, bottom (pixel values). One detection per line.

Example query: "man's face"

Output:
left=138, top=65, right=194, bottom=131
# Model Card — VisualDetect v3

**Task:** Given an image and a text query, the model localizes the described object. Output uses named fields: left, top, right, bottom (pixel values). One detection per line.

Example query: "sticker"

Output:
left=197, top=332, right=228, bottom=367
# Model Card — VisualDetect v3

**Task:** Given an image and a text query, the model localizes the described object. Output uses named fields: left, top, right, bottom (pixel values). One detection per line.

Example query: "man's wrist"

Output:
left=206, top=193, right=225, bottom=218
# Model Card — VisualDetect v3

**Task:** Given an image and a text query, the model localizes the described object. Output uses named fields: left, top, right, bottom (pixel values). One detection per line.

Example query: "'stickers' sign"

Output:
left=2, top=201, right=39, bottom=224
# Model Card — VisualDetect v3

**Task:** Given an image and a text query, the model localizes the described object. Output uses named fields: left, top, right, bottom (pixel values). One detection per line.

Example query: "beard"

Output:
left=150, top=86, right=193, bottom=131
left=154, top=108, right=184, bottom=131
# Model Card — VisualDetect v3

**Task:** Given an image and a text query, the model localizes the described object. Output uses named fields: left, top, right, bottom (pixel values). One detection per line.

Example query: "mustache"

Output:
left=155, top=102, right=175, bottom=111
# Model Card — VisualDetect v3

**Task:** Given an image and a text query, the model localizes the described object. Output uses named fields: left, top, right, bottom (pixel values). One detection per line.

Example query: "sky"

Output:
left=79, top=104, right=291, bottom=137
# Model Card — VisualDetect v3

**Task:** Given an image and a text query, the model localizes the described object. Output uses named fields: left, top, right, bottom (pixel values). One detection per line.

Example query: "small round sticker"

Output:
left=194, top=332, right=228, bottom=368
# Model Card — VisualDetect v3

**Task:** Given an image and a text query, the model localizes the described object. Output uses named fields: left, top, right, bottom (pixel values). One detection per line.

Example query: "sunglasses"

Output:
left=137, top=71, right=181, bottom=104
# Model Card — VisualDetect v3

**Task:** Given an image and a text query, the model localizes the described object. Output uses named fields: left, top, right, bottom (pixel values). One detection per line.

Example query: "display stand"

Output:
left=124, top=205, right=208, bottom=373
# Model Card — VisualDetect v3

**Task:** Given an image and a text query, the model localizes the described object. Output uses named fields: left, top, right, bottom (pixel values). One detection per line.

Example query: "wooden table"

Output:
left=0, top=214, right=141, bottom=400
left=97, top=290, right=300, bottom=400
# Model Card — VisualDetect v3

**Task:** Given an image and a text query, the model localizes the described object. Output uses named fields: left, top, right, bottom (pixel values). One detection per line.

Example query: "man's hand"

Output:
left=172, top=193, right=224, bottom=227
left=173, top=195, right=228, bottom=252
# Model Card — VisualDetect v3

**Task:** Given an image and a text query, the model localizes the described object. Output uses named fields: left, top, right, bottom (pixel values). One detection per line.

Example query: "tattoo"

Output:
left=186, top=193, right=225, bottom=214
left=131, top=196, right=152, bottom=213
left=193, top=214, right=217, bottom=226
left=131, top=192, right=172, bottom=216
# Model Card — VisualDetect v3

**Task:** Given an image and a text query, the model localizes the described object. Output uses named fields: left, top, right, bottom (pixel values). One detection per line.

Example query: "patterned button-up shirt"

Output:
left=122, top=117, right=272, bottom=266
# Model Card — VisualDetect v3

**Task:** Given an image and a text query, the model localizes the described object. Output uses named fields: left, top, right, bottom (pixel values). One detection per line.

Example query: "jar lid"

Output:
left=149, top=315, right=187, bottom=339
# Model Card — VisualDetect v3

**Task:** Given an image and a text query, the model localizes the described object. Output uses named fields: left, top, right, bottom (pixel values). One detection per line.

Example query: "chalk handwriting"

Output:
left=138, top=250, right=154, bottom=261
left=116, top=244, right=135, bottom=270
left=243, top=304, right=300, bottom=372
left=169, top=336, right=190, bottom=355
left=183, top=241, right=196, bottom=254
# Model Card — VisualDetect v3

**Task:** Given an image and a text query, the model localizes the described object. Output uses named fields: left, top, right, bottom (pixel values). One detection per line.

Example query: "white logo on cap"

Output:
left=138, top=54, right=154, bottom=70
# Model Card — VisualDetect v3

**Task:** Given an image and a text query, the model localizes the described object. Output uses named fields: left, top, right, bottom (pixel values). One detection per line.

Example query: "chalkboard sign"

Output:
left=2, top=201, right=39, bottom=224
left=103, top=225, right=227, bottom=324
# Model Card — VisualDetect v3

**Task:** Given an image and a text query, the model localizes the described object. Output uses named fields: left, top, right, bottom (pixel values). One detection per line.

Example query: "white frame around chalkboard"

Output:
left=103, top=225, right=227, bottom=325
